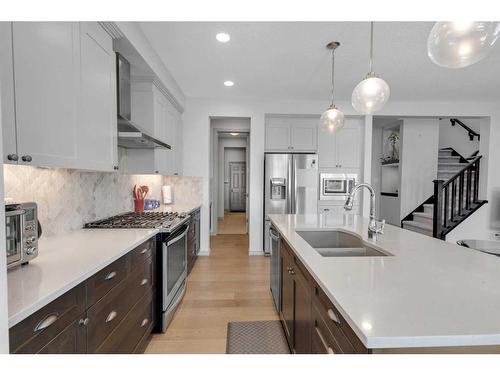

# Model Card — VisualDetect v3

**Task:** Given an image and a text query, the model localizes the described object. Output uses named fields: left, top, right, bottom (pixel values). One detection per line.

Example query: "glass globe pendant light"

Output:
left=352, top=22, right=390, bottom=114
left=427, top=22, right=500, bottom=69
left=320, top=41, right=345, bottom=132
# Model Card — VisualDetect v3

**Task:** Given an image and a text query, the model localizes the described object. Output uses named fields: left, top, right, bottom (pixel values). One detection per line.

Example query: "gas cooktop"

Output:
left=84, top=211, right=188, bottom=232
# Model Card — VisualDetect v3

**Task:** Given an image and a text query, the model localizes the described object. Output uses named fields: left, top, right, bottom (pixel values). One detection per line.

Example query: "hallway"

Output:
left=145, top=234, right=277, bottom=354
left=217, top=212, right=247, bottom=234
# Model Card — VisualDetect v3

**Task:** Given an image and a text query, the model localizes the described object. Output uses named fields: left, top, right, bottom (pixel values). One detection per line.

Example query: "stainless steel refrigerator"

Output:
left=264, top=153, right=318, bottom=255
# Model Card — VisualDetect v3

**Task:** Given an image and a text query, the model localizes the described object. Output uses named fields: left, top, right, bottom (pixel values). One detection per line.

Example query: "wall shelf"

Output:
left=381, top=162, right=399, bottom=167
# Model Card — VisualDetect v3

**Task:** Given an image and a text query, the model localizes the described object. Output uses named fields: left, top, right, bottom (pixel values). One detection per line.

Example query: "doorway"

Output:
left=209, top=117, right=250, bottom=237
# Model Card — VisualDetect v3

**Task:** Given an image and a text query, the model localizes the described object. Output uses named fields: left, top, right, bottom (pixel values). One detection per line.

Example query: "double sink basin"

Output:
left=296, top=230, right=392, bottom=257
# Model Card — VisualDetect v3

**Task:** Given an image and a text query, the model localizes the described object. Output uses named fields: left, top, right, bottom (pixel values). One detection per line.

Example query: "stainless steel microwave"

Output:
left=5, top=202, right=39, bottom=269
left=319, top=173, right=357, bottom=200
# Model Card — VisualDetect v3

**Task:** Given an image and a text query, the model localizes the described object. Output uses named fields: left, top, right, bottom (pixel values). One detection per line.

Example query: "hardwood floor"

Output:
left=217, top=212, right=247, bottom=235
left=145, top=233, right=278, bottom=354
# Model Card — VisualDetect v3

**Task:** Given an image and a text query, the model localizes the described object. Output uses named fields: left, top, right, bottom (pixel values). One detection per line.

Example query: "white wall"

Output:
left=439, top=118, right=481, bottom=158
left=223, top=147, right=246, bottom=212
left=400, top=118, right=440, bottom=219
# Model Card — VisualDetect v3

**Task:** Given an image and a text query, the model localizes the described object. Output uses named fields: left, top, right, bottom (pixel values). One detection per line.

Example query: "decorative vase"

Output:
left=134, top=199, right=144, bottom=212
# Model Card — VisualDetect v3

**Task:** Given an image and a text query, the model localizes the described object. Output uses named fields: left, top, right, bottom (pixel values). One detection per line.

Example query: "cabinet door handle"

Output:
left=327, top=308, right=340, bottom=324
left=288, top=268, right=295, bottom=275
left=21, top=155, right=32, bottom=163
left=7, top=154, right=18, bottom=161
left=104, top=271, right=117, bottom=281
left=140, top=278, right=148, bottom=286
left=105, top=311, right=117, bottom=323
left=141, top=318, right=149, bottom=327
left=315, top=326, right=334, bottom=354
left=140, top=248, right=149, bottom=255
left=78, top=317, right=89, bottom=326
left=34, top=313, right=59, bottom=332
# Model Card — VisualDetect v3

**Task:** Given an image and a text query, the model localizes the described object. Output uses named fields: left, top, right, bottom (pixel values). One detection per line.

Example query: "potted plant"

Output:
left=380, top=132, right=400, bottom=165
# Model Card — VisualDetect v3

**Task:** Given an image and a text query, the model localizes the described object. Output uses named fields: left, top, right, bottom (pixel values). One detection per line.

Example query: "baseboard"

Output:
left=198, top=249, right=210, bottom=256
left=249, top=250, right=266, bottom=256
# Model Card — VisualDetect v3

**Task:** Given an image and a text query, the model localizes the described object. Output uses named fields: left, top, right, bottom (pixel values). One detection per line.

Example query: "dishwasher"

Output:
left=269, top=225, right=281, bottom=312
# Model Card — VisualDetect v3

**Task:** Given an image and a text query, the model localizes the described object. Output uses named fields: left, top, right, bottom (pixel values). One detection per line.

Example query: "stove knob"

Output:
left=26, top=236, right=36, bottom=245
left=26, top=247, right=37, bottom=256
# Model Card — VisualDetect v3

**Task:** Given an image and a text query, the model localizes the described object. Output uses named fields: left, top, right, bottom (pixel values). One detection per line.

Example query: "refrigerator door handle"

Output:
left=290, top=156, right=296, bottom=214
left=287, top=155, right=294, bottom=214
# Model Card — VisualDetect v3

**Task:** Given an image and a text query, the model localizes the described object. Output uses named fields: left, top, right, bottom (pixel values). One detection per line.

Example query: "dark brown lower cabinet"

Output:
left=279, top=238, right=370, bottom=354
left=9, top=237, right=156, bottom=354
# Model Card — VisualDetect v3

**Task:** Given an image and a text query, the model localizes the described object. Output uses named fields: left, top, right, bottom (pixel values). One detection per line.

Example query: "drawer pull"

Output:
left=140, top=248, right=148, bottom=255
left=105, top=271, right=117, bottom=281
left=327, top=309, right=340, bottom=324
left=315, top=325, right=334, bottom=355
left=105, top=311, right=117, bottom=323
left=141, top=318, right=149, bottom=327
left=78, top=317, right=89, bottom=326
left=140, top=278, right=148, bottom=286
left=34, top=313, right=59, bottom=332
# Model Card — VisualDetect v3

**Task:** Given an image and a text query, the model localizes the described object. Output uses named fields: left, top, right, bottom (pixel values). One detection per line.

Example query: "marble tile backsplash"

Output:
left=3, top=165, right=202, bottom=237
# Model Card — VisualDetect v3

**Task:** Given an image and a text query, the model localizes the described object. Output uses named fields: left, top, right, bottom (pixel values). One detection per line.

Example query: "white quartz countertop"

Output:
left=7, top=228, right=158, bottom=328
left=269, top=213, right=500, bottom=349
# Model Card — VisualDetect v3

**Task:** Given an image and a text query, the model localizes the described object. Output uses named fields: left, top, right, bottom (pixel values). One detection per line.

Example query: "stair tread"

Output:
left=402, top=220, right=432, bottom=230
left=413, top=212, right=433, bottom=219
left=438, top=162, right=468, bottom=167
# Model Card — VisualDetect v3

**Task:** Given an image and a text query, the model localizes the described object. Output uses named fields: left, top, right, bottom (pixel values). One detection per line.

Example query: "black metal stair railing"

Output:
left=432, top=155, right=484, bottom=239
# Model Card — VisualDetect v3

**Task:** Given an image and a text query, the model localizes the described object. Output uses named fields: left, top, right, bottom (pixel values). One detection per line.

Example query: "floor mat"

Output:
left=226, top=320, right=291, bottom=354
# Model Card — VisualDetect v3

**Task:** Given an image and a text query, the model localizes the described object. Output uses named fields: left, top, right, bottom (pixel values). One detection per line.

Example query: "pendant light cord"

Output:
left=369, top=21, right=374, bottom=74
left=330, top=48, right=335, bottom=107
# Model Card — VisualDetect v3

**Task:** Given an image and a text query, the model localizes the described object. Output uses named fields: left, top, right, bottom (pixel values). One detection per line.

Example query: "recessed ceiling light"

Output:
left=230, top=133, right=239, bottom=136
left=224, top=80, right=234, bottom=87
left=216, top=33, right=230, bottom=43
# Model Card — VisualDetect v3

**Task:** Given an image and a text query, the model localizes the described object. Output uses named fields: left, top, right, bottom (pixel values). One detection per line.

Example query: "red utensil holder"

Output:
left=134, top=199, right=144, bottom=212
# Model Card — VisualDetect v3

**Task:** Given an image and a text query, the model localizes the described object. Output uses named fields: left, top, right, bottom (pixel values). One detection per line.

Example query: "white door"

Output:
left=336, top=126, right=361, bottom=169
left=77, top=22, right=117, bottom=171
left=290, top=123, right=317, bottom=151
left=0, top=22, right=17, bottom=164
left=13, top=22, right=79, bottom=168
left=265, top=123, right=290, bottom=151
left=229, top=162, right=246, bottom=212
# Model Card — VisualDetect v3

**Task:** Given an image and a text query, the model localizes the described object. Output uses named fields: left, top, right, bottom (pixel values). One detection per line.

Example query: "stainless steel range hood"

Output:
left=116, top=53, right=171, bottom=150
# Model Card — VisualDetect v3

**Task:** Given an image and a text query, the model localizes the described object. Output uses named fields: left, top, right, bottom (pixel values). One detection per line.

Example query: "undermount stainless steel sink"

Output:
left=295, top=230, right=391, bottom=257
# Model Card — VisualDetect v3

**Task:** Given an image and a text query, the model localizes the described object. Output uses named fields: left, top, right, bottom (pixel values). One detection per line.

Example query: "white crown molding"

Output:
left=98, top=22, right=124, bottom=39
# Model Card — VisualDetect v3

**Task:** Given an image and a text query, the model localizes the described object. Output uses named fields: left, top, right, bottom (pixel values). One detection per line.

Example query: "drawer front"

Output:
left=130, top=238, right=155, bottom=269
left=313, top=283, right=368, bottom=353
left=312, top=305, right=341, bottom=354
left=87, top=256, right=153, bottom=352
left=38, top=314, right=87, bottom=354
left=86, top=255, right=128, bottom=306
left=10, top=283, right=86, bottom=353
left=95, top=291, right=153, bottom=353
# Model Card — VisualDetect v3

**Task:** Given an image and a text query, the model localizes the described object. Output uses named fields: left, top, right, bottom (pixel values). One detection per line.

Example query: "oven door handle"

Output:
left=6, top=209, right=26, bottom=217
left=166, top=226, right=190, bottom=247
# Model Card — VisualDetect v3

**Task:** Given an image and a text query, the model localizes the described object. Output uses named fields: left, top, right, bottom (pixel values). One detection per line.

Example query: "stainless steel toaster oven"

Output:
left=5, top=202, right=39, bottom=269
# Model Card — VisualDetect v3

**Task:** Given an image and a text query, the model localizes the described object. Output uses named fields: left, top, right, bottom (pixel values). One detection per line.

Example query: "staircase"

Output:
left=402, top=147, right=487, bottom=239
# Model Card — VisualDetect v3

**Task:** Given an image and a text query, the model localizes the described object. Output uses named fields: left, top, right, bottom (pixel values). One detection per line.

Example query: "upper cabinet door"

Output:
left=174, top=113, right=183, bottom=176
left=336, top=124, right=361, bottom=169
left=318, top=128, right=337, bottom=168
left=77, top=22, right=117, bottom=171
left=289, top=121, right=317, bottom=151
left=13, top=22, right=79, bottom=168
left=265, top=123, right=290, bottom=151
left=0, top=22, right=17, bottom=164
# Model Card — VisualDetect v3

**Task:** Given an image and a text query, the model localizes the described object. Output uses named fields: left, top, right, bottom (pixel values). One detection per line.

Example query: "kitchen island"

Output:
left=269, top=213, right=500, bottom=353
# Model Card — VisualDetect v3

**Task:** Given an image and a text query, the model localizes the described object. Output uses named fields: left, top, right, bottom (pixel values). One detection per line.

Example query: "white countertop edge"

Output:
left=269, top=216, right=500, bottom=350
left=8, top=230, right=159, bottom=328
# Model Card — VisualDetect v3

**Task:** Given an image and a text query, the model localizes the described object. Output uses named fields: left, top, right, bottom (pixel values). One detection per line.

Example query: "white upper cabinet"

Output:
left=2, top=22, right=117, bottom=171
left=77, top=22, right=117, bottom=171
left=0, top=23, right=17, bottom=164
left=12, top=22, right=79, bottom=167
left=265, top=116, right=317, bottom=152
left=173, top=111, right=183, bottom=176
left=318, top=117, right=362, bottom=170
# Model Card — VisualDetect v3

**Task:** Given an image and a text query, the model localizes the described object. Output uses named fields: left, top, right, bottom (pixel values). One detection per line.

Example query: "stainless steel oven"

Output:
left=161, top=223, right=189, bottom=332
left=5, top=202, right=39, bottom=269
left=319, top=173, right=357, bottom=200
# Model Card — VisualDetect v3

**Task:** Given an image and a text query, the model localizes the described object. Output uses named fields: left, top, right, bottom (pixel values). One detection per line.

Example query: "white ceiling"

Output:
left=140, top=22, right=500, bottom=102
